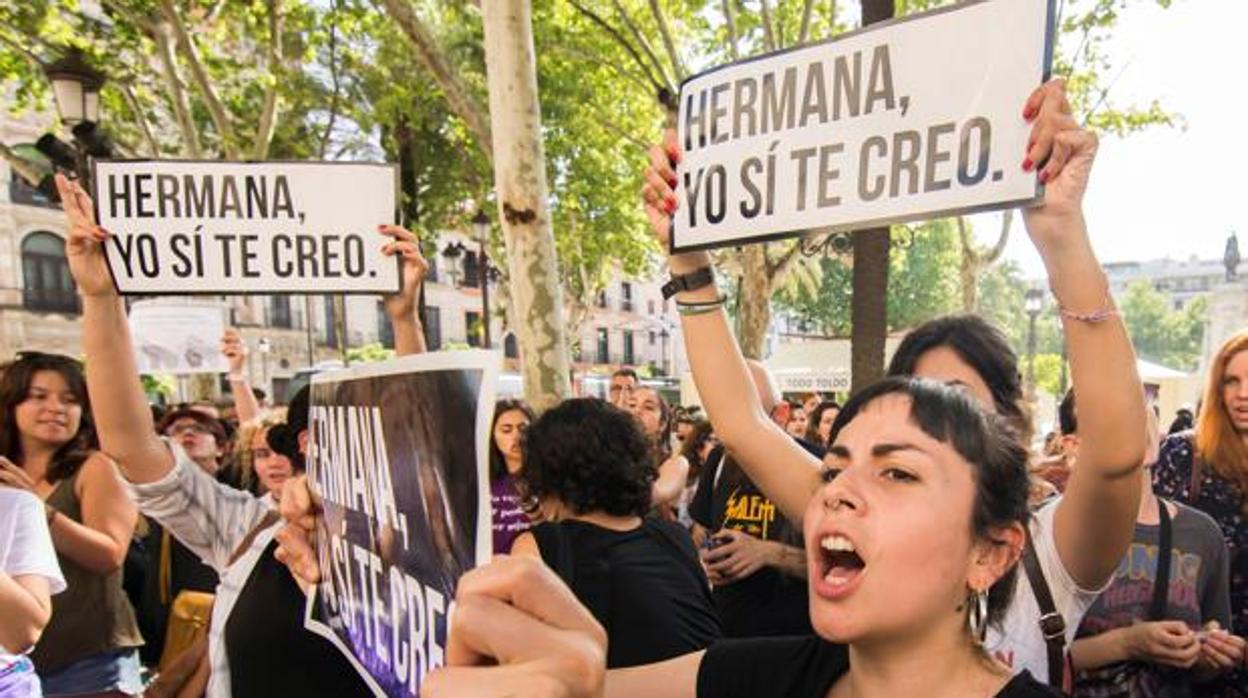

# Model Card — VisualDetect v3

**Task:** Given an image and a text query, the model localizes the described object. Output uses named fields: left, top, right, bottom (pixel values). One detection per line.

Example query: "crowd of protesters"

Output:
left=0, top=78, right=1244, bottom=698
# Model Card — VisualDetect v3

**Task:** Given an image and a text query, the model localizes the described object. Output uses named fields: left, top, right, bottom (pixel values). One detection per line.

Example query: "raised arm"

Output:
left=1020, top=81, right=1146, bottom=589
left=221, top=328, right=263, bottom=423
left=642, top=134, right=821, bottom=524
left=379, top=224, right=428, bottom=357
left=55, top=174, right=172, bottom=484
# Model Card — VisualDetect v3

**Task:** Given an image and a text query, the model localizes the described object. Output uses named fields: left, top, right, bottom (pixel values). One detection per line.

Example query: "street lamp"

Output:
left=660, top=327, right=670, bottom=375
left=1024, top=288, right=1044, bottom=399
left=35, top=49, right=113, bottom=193
left=441, top=242, right=465, bottom=287
left=45, top=48, right=105, bottom=125
left=470, top=208, right=494, bottom=349
left=257, top=337, right=272, bottom=394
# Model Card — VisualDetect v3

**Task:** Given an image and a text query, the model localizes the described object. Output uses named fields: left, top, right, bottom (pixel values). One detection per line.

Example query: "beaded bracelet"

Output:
left=1055, top=293, right=1118, bottom=323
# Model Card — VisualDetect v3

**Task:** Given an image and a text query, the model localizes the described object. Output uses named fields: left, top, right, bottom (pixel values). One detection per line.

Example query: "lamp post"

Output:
left=471, top=208, right=493, bottom=349
left=1024, top=288, right=1044, bottom=400
left=37, top=49, right=112, bottom=192
left=257, top=337, right=272, bottom=395
left=660, top=327, right=670, bottom=375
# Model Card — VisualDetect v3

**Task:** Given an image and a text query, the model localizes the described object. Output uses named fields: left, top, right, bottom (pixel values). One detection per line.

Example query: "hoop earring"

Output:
left=966, top=588, right=989, bottom=644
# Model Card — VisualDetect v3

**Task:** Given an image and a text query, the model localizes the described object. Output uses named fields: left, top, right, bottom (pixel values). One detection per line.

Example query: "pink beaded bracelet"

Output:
left=1055, top=293, right=1118, bottom=323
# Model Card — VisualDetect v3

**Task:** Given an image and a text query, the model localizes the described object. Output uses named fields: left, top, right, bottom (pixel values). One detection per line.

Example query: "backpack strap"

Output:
left=1148, top=499, right=1174, bottom=622
left=1021, top=524, right=1067, bottom=690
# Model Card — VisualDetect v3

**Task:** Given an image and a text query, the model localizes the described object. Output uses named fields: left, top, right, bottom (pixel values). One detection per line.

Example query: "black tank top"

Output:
left=532, top=518, right=722, bottom=668
left=224, top=539, right=373, bottom=696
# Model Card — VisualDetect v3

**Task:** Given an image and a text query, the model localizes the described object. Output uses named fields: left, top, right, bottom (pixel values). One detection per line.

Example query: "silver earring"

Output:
left=966, top=588, right=989, bottom=644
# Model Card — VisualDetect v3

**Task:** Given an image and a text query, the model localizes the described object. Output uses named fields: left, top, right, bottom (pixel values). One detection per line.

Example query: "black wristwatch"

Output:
left=661, top=266, right=714, bottom=300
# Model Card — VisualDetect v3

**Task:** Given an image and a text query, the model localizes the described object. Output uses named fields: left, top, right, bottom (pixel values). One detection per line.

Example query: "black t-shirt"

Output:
left=225, top=539, right=373, bottom=696
left=696, top=636, right=1061, bottom=697
left=532, top=518, right=722, bottom=668
left=688, top=441, right=823, bottom=637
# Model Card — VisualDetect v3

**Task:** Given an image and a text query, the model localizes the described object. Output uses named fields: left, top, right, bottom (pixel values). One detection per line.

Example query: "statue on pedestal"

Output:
left=1223, top=231, right=1240, bottom=282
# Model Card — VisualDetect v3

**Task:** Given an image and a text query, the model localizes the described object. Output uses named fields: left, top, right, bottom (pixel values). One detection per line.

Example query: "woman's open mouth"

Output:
left=814, top=534, right=866, bottom=599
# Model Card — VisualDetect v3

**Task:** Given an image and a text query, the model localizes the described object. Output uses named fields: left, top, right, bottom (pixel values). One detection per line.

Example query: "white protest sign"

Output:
left=673, top=0, right=1054, bottom=252
left=128, top=300, right=228, bottom=375
left=91, top=160, right=401, bottom=294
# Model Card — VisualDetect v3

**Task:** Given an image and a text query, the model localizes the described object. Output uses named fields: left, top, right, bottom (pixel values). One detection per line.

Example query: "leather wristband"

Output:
left=661, top=266, right=714, bottom=300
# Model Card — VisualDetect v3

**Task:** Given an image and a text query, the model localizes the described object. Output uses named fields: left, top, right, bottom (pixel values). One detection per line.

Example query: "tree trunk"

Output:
left=737, top=245, right=772, bottom=359
left=849, top=0, right=894, bottom=394
left=851, top=227, right=890, bottom=393
left=481, top=0, right=572, bottom=412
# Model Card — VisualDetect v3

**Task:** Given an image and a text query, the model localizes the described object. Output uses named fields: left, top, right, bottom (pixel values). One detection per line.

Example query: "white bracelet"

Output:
left=227, top=373, right=247, bottom=382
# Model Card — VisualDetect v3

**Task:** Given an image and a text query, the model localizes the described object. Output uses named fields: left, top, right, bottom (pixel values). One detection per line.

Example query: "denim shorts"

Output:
left=39, top=649, right=143, bottom=697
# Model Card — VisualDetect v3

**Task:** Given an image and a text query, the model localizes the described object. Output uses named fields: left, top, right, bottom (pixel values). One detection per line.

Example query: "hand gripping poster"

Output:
left=303, top=351, right=499, bottom=696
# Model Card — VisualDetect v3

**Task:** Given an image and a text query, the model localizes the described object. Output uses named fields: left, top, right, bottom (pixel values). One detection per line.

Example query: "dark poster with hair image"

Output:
left=303, top=352, right=498, bottom=697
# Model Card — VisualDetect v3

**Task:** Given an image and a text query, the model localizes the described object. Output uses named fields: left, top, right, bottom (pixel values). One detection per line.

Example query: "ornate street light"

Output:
left=470, top=208, right=493, bottom=349
left=44, top=48, right=106, bottom=125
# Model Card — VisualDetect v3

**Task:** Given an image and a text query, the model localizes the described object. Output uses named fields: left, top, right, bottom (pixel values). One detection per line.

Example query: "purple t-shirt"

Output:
left=491, top=476, right=531, bottom=555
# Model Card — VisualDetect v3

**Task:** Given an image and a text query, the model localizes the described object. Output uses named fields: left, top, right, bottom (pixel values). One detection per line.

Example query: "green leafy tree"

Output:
left=1119, top=281, right=1207, bottom=371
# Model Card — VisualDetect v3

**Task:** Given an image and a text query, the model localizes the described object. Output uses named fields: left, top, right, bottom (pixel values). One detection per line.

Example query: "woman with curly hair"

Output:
left=509, top=398, right=721, bottom=668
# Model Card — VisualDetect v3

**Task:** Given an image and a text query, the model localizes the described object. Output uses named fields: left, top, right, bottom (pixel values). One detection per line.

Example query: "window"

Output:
left=596, top=290, right=608, bottom=309
left=621, top=282, right=634, bottom=312
left=596, top=328, right=609, bottom=364
left=22, top=232, right=78, bottom=313
left=623, top=330, right=635, bottom=365
left=466, top=311, right=482, bottom=347
left=426, top=254, right=439, bottom=283
left=323, top=296, right=339, bottom=347
left=648, top=300, right=656, bottom=315
left=462, top=251, right=481, bottom=288
left=422, top=305, right=442, bottom=350
left=649, top=331, right=656, bottom=346
left=270, top=296, right=292, bottom=328
left=504, top=333, right=519, bottom=359
left=377, top=301, right=394, bottom=348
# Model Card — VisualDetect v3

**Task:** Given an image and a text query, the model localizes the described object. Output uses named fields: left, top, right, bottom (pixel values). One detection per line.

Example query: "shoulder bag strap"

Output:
left=1148, top=499, right=1173, bottom=622
left=1021, top=524, right=1067, bottom=690
left=228, top=510, right=281, bottom=568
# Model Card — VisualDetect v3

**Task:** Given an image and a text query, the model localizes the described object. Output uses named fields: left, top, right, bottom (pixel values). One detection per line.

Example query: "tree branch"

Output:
left=956, top=216, right=980, bottom=265
left=982, top=210, right=1012, bottom=265
left=158, top=0, right=239, bottom=158
left=151, top=23, right=202, bottom=157
left=759, top=0, right=777, bottom=51
left=767, top=237, right=807, bottom=280
left=379, top=0, right=493, bottom=163
left=610, top=0, right=674, bottom=93
left=317, top=1, right=343, bottom=159
left=799, top=0, right=816, bottom=44
left=100, top=0, right=157, bottom=35
left=252, top=0, right=284, bottom=160
left=721, top=0, right=740, bottom=60
left=566, top=0, right=665, bottom=94
left=647, top=0, right=686, bottom=81
left=118, top=81, right=160, bottom=156
left=0, top=29, right=47, bottom=67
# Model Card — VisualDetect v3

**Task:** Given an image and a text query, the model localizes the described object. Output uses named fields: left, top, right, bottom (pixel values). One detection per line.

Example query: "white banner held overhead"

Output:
left=128, top=301, right=228, bottom=375
left=91, top=160, right=401, bottom=294
left=672, top=0, right=1055, bottom=252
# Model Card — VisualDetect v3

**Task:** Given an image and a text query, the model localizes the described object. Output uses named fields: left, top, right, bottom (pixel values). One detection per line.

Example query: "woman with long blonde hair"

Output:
left=1153, top=331, right=1248, bottom=694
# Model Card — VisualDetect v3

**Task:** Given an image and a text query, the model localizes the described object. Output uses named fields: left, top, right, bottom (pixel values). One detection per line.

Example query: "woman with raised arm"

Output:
left=0, top=351, right=142, bottom=697
left=634, top=79, right=1145, bottom=690
left=629, top=386, right=691, bottom=518
left=52, top=172, right=426, bottom=698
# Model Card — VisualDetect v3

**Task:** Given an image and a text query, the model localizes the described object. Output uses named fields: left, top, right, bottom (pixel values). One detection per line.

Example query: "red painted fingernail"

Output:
left=1038, top=170, right=1049, bottom=184
left=665, top=197, right=677, bottom=214
left=1022, top=158, right=1034, bottom=172
left=667, top=176, right=677, bottom=189
left=1023, top=105, right=1036, bottom=120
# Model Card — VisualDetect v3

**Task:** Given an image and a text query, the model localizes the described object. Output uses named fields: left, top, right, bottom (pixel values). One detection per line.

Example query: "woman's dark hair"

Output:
left=804, top=400, right=841, bottom=446
left=520, top=398, right=655, bottom=517
left=829, top=376, right=1031, bottom=632
left=266, top=384, right=309, bottom=472
left=886, top=315, right=1030, bottom=441
left=634, top=386, right=673, bottom=463
left=489, top=399, right=535, bottom=481
left=678, top=419, right=715, bottom=485
left=0, top=352, right=97, bottom=483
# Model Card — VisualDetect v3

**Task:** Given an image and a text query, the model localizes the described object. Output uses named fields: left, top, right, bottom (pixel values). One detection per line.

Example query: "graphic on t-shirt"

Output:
left=722, top=487, right=777, bottom=539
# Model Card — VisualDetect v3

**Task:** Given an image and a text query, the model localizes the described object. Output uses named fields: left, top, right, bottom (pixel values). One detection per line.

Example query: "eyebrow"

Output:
left=827, top=442, right=926, bottom=459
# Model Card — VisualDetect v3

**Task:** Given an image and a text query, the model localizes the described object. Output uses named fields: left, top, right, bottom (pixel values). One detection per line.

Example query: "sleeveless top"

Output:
left=224, top=539, right=373, bottom=696
left=32, top=468, right=144, bottom=674
left=532, top=518, right=722, bottom=668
